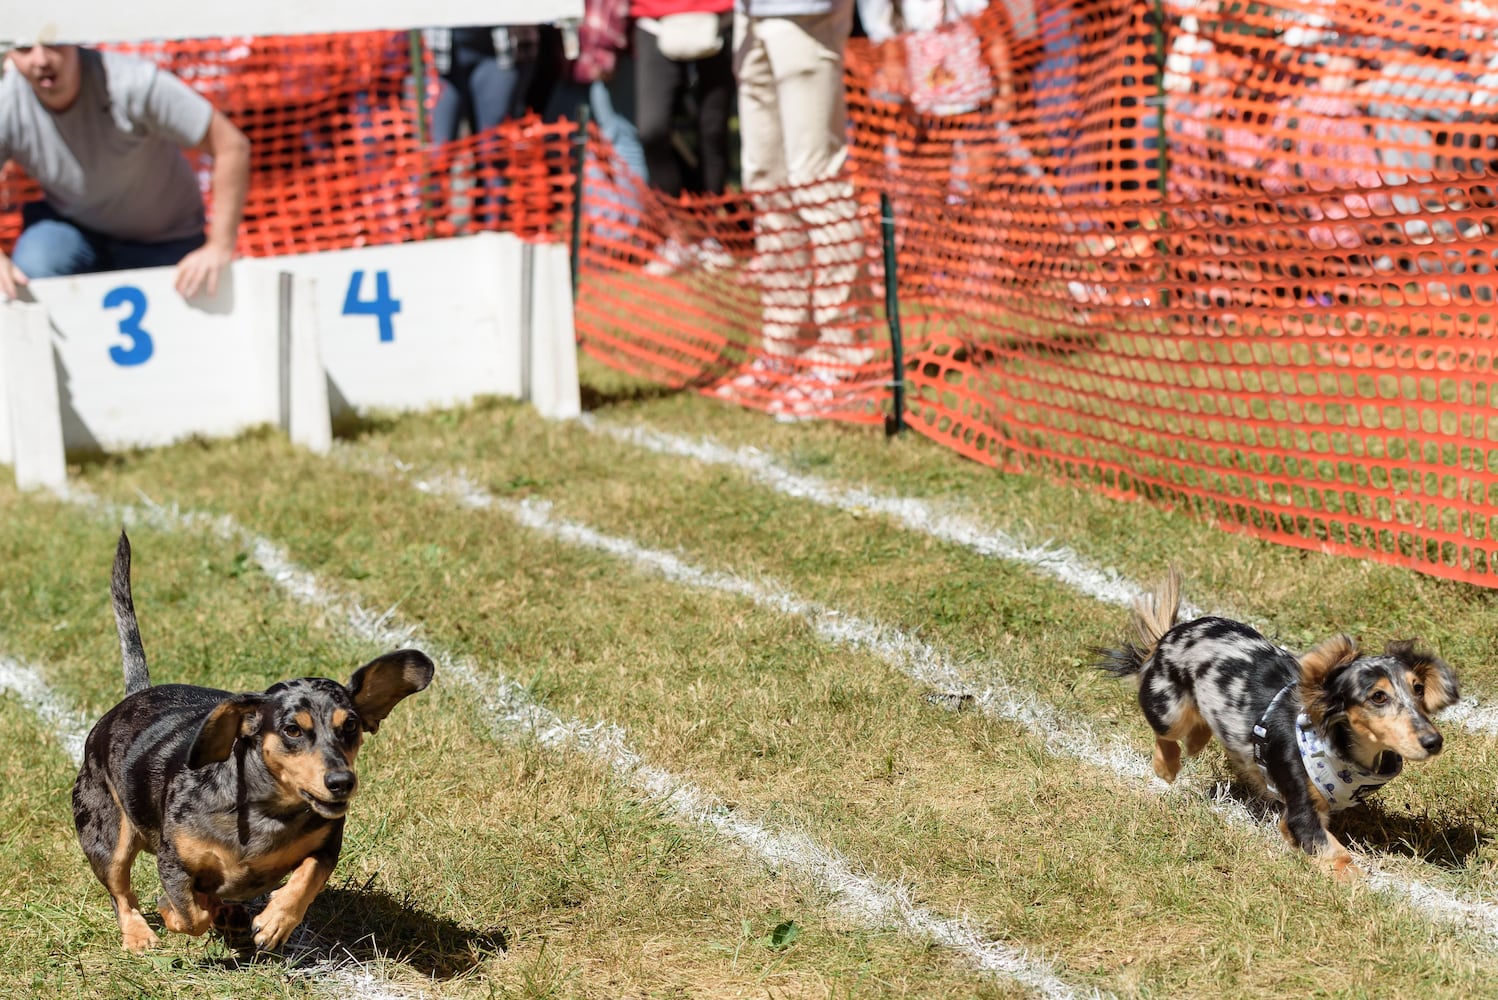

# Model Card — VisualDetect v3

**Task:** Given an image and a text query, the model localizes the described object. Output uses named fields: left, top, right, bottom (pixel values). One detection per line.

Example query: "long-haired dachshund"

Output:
left=1097, top=569, right=1458, bottom=878
left=73, top=530, right=435, bottom=952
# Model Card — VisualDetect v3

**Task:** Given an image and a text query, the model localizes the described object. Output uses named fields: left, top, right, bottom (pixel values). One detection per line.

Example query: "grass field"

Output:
left=5, top=362, right=1498, bottom=998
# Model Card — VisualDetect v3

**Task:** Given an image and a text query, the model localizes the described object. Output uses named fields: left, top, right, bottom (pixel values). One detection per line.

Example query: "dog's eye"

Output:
left=1413, top=683, right=1425, bottom=698
left=281, top=723, right=304, bottom=740
left=1369, top=690, right=1390, bottom=706
left=341, top=718, right=360, bottom=739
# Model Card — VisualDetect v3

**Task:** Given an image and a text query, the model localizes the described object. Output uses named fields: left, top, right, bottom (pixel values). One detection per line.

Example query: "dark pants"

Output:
left=632, top=22, right=734, bottom=198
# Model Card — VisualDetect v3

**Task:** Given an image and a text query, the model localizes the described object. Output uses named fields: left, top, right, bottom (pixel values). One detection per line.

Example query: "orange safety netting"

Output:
left=0, top=32, right=577, bottom=253
left=3, top=10, right=1498, bottom=587
left=577, top=0, right=1498, bottom=587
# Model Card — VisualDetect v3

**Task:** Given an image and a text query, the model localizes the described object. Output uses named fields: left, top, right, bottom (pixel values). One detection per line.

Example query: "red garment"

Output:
left=631, top=0, right=732, bottom=18
left=573, top=0, right=631, bottom=82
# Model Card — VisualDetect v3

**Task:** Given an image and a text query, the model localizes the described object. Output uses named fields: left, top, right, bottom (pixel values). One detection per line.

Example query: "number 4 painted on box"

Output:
left=342, top=269, right=402, bottom=342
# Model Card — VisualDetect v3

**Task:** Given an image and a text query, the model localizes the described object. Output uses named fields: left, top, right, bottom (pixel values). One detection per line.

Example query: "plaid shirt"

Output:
left=421, top=26, right=541, bottom=75
left=572, top=0, right=631, bottom=83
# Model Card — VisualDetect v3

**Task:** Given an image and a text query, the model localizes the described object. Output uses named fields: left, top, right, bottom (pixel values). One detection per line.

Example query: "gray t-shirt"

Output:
left=0, top=48, right=213, bottom=242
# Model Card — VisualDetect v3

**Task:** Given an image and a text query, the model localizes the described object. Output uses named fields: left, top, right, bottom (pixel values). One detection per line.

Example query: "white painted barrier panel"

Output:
left=285, top=273, right=333, bottom=455
left=528, top=242, right=581, bottom=421
left=0, top=302, right=67, bottom=490
left=268, top=233, right=523, bottom=416
left=25, top=265, right=280, bottom=452
left=2, top=232, right=575, bottom=487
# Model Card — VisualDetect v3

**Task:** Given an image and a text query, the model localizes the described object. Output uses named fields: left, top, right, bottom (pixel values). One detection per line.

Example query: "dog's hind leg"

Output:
left=1138, top=671, right=1205, bottom=782
left=73, top=770, right=158, bottom=951
left=1183, top=720, right=1214, bottom=756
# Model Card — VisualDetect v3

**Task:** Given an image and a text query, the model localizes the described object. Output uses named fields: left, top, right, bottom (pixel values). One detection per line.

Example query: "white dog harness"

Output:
left=1252, top=683, right=1402, bottom=812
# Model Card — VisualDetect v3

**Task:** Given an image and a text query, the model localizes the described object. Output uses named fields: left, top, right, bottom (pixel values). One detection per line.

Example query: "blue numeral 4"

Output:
left=343, top=270, right=401, bottom=343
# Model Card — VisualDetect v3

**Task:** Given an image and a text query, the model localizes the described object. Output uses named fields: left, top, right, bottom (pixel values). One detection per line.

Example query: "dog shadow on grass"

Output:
left=199, top=880, right=508, bottom=979
left=1213, top=776, right=1484, bottom=871
left=1338, top=805, right=1485, bottom=871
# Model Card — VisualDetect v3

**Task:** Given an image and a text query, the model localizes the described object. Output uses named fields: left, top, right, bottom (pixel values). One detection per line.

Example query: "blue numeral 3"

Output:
left=343, top=270, right=401, bottom=343
left=104, top=286, right=153, bottom=366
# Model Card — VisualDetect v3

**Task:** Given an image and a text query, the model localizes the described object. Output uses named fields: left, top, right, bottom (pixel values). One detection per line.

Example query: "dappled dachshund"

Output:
left=73, top=530, right=434, bottom=952
left=1097, top=569, right=1458, bottom=878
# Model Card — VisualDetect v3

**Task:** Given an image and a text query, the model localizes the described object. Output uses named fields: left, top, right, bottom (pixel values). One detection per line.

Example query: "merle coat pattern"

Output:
left=72, top=530, right=434, bottom=952
left=1097, top=569, right=1458, bottom=878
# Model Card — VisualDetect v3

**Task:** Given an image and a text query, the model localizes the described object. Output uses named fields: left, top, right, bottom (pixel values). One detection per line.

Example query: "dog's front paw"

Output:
left=251, top=906, right=303, bottom=952
left=121, top=921, right=160, bottom=953
left=1326, top=852, right=1365, bottom=882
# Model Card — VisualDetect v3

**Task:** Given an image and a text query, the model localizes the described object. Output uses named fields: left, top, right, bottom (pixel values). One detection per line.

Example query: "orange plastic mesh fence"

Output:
left=577, top=0, right=1498, bottom=586
left=4, top=15, right=1498, bottom=585
left=0, top=32, right=578, bottom=254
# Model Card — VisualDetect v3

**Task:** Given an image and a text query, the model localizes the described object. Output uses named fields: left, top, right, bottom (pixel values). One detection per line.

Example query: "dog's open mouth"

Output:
left=300, top=791, right=350, bottom=818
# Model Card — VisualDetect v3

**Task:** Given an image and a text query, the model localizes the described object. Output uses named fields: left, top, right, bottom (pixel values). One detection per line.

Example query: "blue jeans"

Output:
left=13, top=202, right=206, bottom=278
left=546, top=69, right=648, bottom=243
left=431, top=45, right=533, bottom=143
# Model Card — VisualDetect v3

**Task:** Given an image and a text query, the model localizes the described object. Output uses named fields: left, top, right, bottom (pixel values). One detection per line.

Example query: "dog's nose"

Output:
left=1419, top=731, right=1443, bottom=755
left=324, top=770, right=357, bottom=798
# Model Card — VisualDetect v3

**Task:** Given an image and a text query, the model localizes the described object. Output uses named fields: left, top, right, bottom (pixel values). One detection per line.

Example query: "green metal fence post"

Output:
left=570, top=103, right=591, bottom=303
left=1151, top=0, right=1170, bottom=307
left=407, top=30, right=427, bottom=148
left=880, top=192, right=905, bottom=437
left=408, top=29, right=435, bottom=240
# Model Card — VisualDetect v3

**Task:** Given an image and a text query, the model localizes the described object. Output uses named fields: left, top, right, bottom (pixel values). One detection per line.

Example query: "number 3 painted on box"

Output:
left=104, top=285, right=154, bottom=367
left=343, top=269, right=402, bottom=343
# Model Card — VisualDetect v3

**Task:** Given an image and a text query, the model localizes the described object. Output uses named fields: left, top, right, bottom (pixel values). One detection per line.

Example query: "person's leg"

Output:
left=634, top=24, right=684, bottom=198
left=430, top=65, right=470, bottom=144
left=734, top=14, right=810, bottom=363
left=693, top=34, right=735, bottom=196
left=763, top=9, right=849, bottom=190
left=467, top=55, right=530, bottom=131
left=733, top=13, right=786, bottom=197
left=768, top=9, right=868, bottom=377
left=11, top=203, right=102, bottom=278
left=594, top=66, right=647, bottom=184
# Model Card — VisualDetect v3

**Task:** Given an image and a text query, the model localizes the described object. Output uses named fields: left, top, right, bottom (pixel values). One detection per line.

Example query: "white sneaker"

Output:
left=695, top=237, right=733, bottom=272
left=769, top=382, right=837, bottom=423
left=714, top=357, right=785, bottom=399
left=644, top=238, right=691, bottom=277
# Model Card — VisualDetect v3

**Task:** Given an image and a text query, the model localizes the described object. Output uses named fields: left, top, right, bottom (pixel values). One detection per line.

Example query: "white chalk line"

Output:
left=580, top=418, right=1498, bottom=737
left=357, top=449, right=1498, bottom=953
left=0, top=651, right=427, bottom=1000
left=64, top=487, right=1091, bottom=1000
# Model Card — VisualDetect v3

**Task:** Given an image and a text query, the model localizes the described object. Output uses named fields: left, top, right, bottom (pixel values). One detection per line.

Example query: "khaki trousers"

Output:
left=734, top=5, right=870, bottom=373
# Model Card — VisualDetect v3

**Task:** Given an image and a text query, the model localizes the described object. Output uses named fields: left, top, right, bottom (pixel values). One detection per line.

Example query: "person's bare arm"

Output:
left=174, top=109, right=249, bottom=299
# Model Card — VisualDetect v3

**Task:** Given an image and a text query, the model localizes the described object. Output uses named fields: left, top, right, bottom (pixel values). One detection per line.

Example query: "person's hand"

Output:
left=0, top=251, right=28, bottom=301
left=174, top=242, right=233, bottom=299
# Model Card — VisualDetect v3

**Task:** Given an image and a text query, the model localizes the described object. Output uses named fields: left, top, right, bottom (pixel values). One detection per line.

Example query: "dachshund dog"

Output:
left=1097, top=569, right=1458, bottom=878
left=73, top=530, right=434, bottom=952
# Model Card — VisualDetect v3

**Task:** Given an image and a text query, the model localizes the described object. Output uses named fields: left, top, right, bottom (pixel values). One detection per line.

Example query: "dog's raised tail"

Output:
left=113, top=530, right=151, bottom=696
left=1131, top=566, right=1182, bottom=652
left=1095, top=566, right=1183, bottom=679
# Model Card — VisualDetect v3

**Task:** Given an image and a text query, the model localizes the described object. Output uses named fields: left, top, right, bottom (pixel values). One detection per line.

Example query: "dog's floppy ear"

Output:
left=1299, top=633, right=1360, bottom=725
left=347, top=649, right=435, bottom=733
left=1385, top=638, right=1460, bottom=714
left=189, top=694, right=266, bottom=768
